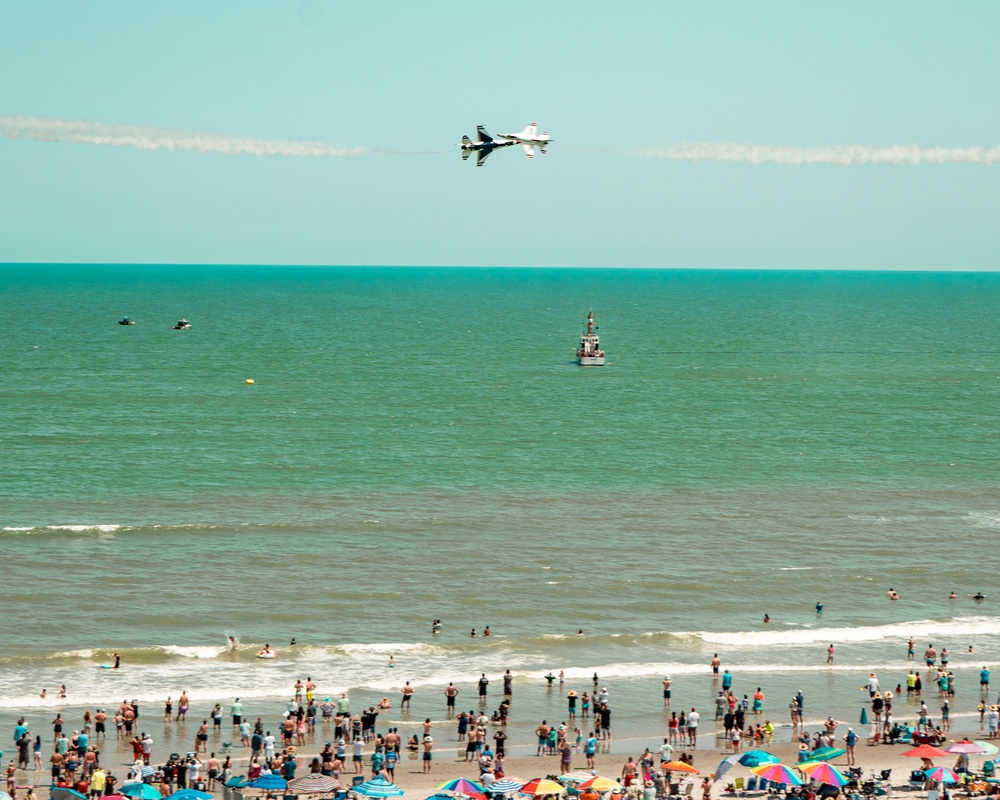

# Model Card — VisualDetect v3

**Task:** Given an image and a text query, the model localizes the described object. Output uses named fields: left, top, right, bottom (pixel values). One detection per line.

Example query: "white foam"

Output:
left=160, top=645, right=228, bottom=659
left=46, top=524, right=122, bottom=533
left=694, top=616, right=1000, bottom=647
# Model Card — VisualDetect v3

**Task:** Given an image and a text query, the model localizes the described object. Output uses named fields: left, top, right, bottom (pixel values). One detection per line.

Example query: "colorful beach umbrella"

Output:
left=437, top=780, right=485, bottom=795
left=660, top=762, right=699, bottom=775
left=750, top=764, right=803, bottom=786
left=924, top=769, right=959, bottom=784
left=737, top=751, right=779, bottom=768
left=519, top=779, right=567, bottom=796
left=945, top=741, right=987, bottom=754
left=121, top=785, right=164, bottom=800
left=484, top=780, right=523, bottom=795
left=903, top=745, right=949, bottom=759
left=352, top=778, right=405, bottom=798
left=974, top=741, right=1000, bottom=756
left=289, top=775, right=342, bottom=794
left=799, top=763, right=849, bottom=787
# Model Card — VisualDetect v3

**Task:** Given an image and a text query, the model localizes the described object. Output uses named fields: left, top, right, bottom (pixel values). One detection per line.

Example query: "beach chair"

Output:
left=220, top=741, right=233, bottom=755
left=352, top=776, right=366, bottom=787
left=746, top=779, right=758, bottom=793
left=879, top=770, right=891, bottom=782
left=908, top=770, right=925, bottom=791
left=898, top=727, right=914, bottom=745
left=983, top=761, right=995, bottom=778
left=733, top=778, right=745, bottom=797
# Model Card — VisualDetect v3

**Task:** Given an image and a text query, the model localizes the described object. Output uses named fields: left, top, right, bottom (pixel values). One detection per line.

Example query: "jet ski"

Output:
left=173, top=319, right=192, bottom=330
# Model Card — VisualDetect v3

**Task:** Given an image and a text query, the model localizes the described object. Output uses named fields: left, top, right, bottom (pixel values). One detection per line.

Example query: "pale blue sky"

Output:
left=2, top=1, right=998, bottom=269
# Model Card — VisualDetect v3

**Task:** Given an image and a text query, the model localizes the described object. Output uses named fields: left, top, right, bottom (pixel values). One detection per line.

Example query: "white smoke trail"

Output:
left=0, top=114, right=365, bottom=157
left=633, top=142, right=1000, bottom=166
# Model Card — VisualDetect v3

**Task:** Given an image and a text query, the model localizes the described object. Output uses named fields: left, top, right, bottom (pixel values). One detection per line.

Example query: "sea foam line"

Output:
left=0, top=115, right=365, bottom=158
left=633, top=142, right=1000, bottom=166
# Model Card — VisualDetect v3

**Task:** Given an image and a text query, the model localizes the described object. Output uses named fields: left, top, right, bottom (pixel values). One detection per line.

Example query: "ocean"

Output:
left=1, top=265, right=998, bottom=753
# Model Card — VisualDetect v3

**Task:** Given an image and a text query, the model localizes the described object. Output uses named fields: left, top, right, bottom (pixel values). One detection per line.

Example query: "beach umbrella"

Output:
left=353, top=778, right=405, bottom=798
left=924, top=769, right=959, bottom=784
left=138, top=767, right=157, bottom=779
left=750, top=764, right=803, bottom=786
left=50, top=790, right=88, bottom=800
left=558, top=773, right=596, bottom=785
left=167, top=791, right=213, bottom=800
left=121, top=785, right=164, bottom=800
left=799, top=763, right=849, bottom=787
left=661, top=762, right=699, bottom=775
left=289, top=776, right=342, bottom=795
left=519, top=779, right=566, bottom=796
left=578, top=777, right=621, bottom=792
left=713, top=757, right=739, bottom=783
left=903, top=745, right=949, bottom=759
left=485, top=780, right=523, bottom=796
left=806, top=747, right=846, bottom=762
left=974, top=742, right=999, bottom=756
left=224, top=777, right=250, bottom=789
left=0, top=793, right=12, bottom=800
left=946, top=741, right=987, bottom=754
left=248, top=775, right=289, bottom=791
left=737, top=751, right=779, bottom=768
left=438, top=780, right=485, bottom=795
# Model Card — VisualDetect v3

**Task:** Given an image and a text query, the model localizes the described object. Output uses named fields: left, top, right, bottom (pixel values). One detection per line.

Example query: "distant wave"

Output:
left=692, top=616, right=1000, bottom=647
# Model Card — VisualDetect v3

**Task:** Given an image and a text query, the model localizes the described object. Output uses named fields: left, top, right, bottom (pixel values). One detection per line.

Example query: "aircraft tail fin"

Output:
left=519, top=122, right=538, bottom=139
left=462, top=149, right=471, bottom=161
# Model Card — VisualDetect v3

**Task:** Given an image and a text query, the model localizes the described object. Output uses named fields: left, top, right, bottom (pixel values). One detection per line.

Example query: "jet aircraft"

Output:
left=496, top=121, right=552, bottom=159
left=460, top=125, right=516, bottom=167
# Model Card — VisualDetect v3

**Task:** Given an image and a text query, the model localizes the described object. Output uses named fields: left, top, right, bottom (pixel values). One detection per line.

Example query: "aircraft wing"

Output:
left=520, top=143, right=535, bottom=159
left=476, top=126, right=493, bottom=144
left=476, top=147, right=494, bottom=167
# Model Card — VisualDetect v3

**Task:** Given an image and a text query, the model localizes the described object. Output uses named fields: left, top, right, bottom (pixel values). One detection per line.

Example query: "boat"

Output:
left=173, top=319, right=192, bottom=330
left=118, top=316, right=135, bottom=326
left=576, top=311, right=605, bottom=366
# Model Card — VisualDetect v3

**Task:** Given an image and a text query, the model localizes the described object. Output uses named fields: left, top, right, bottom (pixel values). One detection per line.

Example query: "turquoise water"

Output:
left=1, top=265, right=998, bottom=730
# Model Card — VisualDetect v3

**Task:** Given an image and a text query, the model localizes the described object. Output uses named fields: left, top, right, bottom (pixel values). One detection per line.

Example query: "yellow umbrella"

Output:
left=579, top=777, right=623, bottom=792
left=519, top=779, right=566, bottom=796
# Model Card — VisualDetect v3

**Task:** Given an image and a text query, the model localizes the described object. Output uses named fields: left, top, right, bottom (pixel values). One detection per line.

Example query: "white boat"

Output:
left=576, top=311, right=605, bottom=366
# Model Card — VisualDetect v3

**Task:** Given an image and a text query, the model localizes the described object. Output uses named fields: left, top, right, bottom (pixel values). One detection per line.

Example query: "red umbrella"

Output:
left=902, top=745, right=949, bottom=759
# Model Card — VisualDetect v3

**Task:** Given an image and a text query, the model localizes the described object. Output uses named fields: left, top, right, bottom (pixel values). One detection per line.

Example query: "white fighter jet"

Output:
left=496, top=121, right=552, bottom=159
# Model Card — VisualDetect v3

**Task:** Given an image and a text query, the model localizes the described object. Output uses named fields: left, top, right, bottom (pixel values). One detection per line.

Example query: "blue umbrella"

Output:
left=353, top=778, right=405, bottom=798
left=249, top=775, right=289, bottom=791
left=167, top=792, right=213, bottom=800
left=50, top=790, right=88, bottom=800
left=121, top=785, right=164, bottom=800
left=738, top=751, right=779, bottom=768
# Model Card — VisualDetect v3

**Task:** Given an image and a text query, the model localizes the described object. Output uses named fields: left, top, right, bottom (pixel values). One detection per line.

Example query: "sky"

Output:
left=1, top=1, right=999, bottom=269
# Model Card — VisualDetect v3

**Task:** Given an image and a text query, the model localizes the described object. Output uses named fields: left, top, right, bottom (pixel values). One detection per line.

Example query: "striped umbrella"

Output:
left=289, top=775, right=343, bottom=794
left=924, top=769, right=959, bottom=784
left=806, top=747, right=846, bottom=762
left=558, top=773, right=597, bottom=785
left=799, top=763, right=848, bottom=787
left=484, top=780, right=523, bottom=796
left=519, top=779, right=566, bottom=796
left=974, top=741, right=1000, bottom=756
left=438, top=780, right=486, bottom=796
left=353, top=778, right=405, bottom=798
left=750, top=764, right=803, bottom=786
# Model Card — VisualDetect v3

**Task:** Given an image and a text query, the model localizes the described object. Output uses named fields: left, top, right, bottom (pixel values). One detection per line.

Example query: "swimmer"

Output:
left=228, top=636, right=237, bottom=650
left=949, top=592, right=957, bottom=599
left=289, top=638, right=297, bottom=646
left=470, top=629, right=476, bottom=637
left=387, top=656, right=395, bottom=668
left=763, top=614, right=770, bottom=624
left=112, top=653, right=121, bottom=669
left=483, top=626, right=491, bottom=637
left=887, top=589, right=899, bottom=600
left=39, top=689, right=47, bottom=699
left=815, top=601, right=824, bottom=613
left=971, top=593, right=986, bottom=600
left=577, top=630, right=584, bottom=636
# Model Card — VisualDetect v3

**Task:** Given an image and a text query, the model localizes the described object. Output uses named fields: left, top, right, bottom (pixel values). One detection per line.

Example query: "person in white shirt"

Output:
left=658, top=738, right=673, bottom=764
left=686, top=709, right=700, bottom=747
left=263, top=733, right=276, bottom=760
